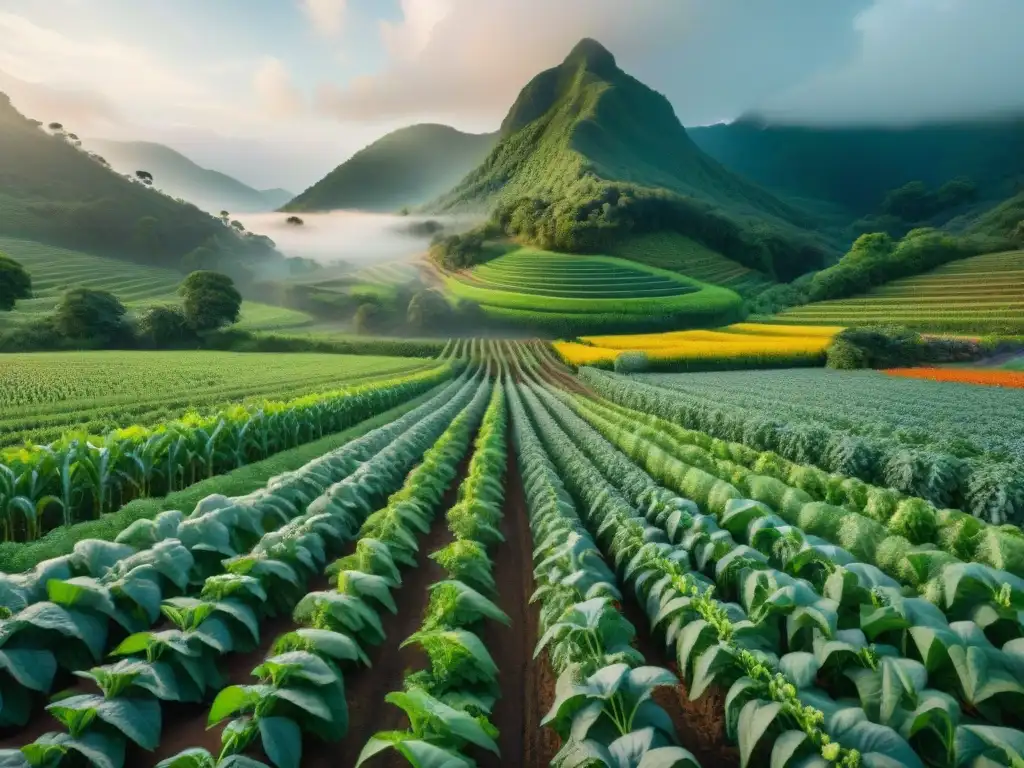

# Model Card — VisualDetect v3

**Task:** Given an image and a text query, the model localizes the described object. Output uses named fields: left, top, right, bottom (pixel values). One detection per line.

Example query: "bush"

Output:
left=353, top=302, right=381, bottom=334
left=137, top=305, right=193, bottom=347
left=53, top=288, right=128, bottom=340
left=826, top=326, right=983, bottom=369
left=406, top=289, right=452, bottom=332
left=429, top=231, right=485, bottom=270
left=0, top=253, right=32, bottom=311
left=179, top=270, right=242, bottom=331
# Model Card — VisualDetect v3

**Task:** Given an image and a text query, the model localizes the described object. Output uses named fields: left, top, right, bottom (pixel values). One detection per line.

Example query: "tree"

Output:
left=285, top=216, right=304, bottom=226
left=135, top=170, right=154, bottom=186
left=53, top=289, right=127, bottom=339
left=406, top=289, right=451, bottom=331
left=47, top=122, right=64, bottom=132
left=353, top=303, right=381, bottom=334
left=179, top=271, right=242, bottom=331
left=0, top=254, right=32, bottom=311
left=219, top=211, right=230, bottom=223
left=137, top=305, right=193, bottom=346
left=230, top=220, right=245, bottom=232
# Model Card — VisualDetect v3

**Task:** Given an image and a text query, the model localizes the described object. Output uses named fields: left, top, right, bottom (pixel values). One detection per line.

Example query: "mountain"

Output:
left=283, top=124, right=496, bottom=213
left=433, top=39, right=809, bottom=223
left=688, top=117, right=1024, bottom=214
left=429, top=38, right=829, bottom=280
left=85, top=139, right=294, bottom=214
left=0, top=93, right=282, bottom=280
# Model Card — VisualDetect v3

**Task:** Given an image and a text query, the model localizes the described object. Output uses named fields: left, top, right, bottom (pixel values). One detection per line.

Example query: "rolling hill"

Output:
left=283, top=124, right=496, bottom=213
left=0, top=92, right=283, bottom=280
left=771, top=249, right=1024, bottom=333
left=85, top=139, right=293, bottom=214
left=688, top=116, right=1024, bottom=215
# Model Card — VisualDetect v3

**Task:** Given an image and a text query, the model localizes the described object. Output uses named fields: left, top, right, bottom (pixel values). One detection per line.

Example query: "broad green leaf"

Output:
left=255, top=652, right=338, bottom=687
left=355, top=734, right=471, bottom=768
left=779, top=653, right=819, bottom=690
left=48, top=693, right=162, bottom=750
left=384, top=688, right=498, bottom=754
left=0, top=648, right=56, bottom=692
left=272, top=628, right=369, bottom=667
left=154, top=747, right=217, bottom=768
left=258, top=716, right=301, bottom=768
left=209, top=685, right=267, bottom=724
left=738, top=699, right=782, bottom=768
left=770, top=730, right=810, bottom=768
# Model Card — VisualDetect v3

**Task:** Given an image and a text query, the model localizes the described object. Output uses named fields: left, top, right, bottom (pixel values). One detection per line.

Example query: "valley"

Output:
left=1, top=14, right=1023, bottom=768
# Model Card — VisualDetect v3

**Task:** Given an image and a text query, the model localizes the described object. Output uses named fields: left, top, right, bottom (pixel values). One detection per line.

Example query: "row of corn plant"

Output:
left=0, top=372, right=487, bottom=767
left=523, top=377, right=1024, bottom=765
left=565, top=389, right=1024, bottom=580
left=358, top=378, right=511, bottom=766
left=576, top=368, right=1024, bottom=527
left=546, top=383, right=1024, bottom=650
left=0, top=362, right=458, bottom=540
left=149, top=371, right=494, bottom=768
left=506, top=377, right=702, bottom=768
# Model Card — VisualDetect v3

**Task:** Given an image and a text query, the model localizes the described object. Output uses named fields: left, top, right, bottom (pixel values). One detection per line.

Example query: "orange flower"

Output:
left=884, top=368, right=1024, bottom=389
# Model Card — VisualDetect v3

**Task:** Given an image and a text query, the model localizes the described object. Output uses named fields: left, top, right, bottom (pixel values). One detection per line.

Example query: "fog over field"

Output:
left=236, top=211, right=478, bottom=267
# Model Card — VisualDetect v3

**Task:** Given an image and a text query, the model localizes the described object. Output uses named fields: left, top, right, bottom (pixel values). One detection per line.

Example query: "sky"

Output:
left=1, top=0, right=1022, bottom=192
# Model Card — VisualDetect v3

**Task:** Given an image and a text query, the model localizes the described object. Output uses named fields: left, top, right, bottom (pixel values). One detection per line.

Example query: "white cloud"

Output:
left=301, top=0, right=346, bottom=37
left=253, top=58, right=305, bottom=118
left=757, top=0, right=1024, bottom=123
left=313, top=0, right=864, bottom=126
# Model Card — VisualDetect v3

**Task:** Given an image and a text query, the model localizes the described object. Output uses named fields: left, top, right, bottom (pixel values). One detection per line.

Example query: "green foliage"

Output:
left=406, top=288, right=452, bottom=331
left=352, top=303, right=381, bottom=335
left=429, top=231, right=486, bottom=270
left=881, top=178, right=977, bottom=222
left=809, top=229, right=980, bottom=302
left=179, top=271, right=242, bottom=332
left=826, top=326, right=982, bottom=370
left=53, top=288, right=127, bottom=340
left=0, top=253, right=32, bottom=311
left=136, top=305, right=193, bottom=347
left=613, top=352, right=649, bottom=374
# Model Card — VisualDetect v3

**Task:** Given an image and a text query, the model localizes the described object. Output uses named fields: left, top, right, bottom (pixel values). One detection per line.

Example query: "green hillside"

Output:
left=429, top=39, right=830, bottom=280
left=443, top=245, right=743, bottom=335
left=771, top=249, right=1024, bottom=333
left=607, top=232, right=774, bottom=294
left=689, top=116, right=1024, bottom=215
left=0, top=238, right=312, bottom=333
left=0, top=93, right=283, bottom=280
left=284, top=124, right=496, bottom=213
left=85, top=140, right=292, bottom=214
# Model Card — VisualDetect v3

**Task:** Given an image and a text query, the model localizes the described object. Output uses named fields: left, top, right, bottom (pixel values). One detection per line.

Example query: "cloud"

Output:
left=758, top=0, right=1024, bottom=124
left=315, top=0, right=867, bottom=126
left=301, top=0, right=346, bottom=37
left=253, top=58, right=305, bottom=118
left=0, top=68, right=121, bottom=129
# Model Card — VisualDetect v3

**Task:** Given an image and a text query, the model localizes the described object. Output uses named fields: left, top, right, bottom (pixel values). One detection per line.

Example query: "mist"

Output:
left=237, top=210, right=480, bottom=267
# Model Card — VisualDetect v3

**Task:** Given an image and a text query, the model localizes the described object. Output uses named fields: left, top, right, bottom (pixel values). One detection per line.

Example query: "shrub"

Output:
left=887, top=498, right=939, bottom=545
left=53, top=288, right=128, bottom=340
left=0, top=253, right=32, bottom=311
left=137, top=305, right=193, bottom=346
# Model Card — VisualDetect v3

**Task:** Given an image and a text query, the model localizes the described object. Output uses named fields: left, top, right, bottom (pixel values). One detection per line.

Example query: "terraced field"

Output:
left=608, top=231, right=773, bottom=293
left=0, top=238, right=313, bottom=331
left=2, top=341, right=1023, bottom=768
left=774, top=250, right=1024, bottom=332
left=445, top=246, right=744, bottom=334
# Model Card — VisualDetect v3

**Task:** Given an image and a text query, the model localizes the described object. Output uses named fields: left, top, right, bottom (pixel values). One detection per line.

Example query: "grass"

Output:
left=444, top=246, right=743, bottom=331
left=0, top=237, right=314, bottom=331
left=0, top=386, right=439, bottom=573
left=607, top=232, right=774, bottom=294
left=0, top=350, right=431, bottom=447
left=774, top=250, right=1024, bottom=333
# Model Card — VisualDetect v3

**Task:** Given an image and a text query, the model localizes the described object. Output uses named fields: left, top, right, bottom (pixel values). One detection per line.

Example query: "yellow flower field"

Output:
left=555, top=323, right=842, bottom=370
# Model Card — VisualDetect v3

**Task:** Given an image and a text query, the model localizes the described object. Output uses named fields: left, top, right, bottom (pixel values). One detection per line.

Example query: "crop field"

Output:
left=444, top=246, right=744, bottom=334
left=608, top=231, right=774, bottom=293
left=0, top=238, right=313, bottom=332
left=1, top=339, right=1023, bottom=768
left=774, top=250, right=1024, bottom=333
left=554, top=322, right=841, bottom=370
left=0, top=351, right=435, bottom=447
left=884, top=367, right=1024, bottom=388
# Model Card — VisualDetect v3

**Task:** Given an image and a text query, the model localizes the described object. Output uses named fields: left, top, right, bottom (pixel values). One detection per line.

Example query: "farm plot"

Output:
left=773, top=250, right=1024, bottom=334
left=0, top=238, right=312, bottom=332
left=1, top=340, right=1023, bottom=768
left=444, top=246, right=744, bottom=335
left=0, top=351, right=433, bottom=447
left=555, top=323, right=841, bottom=371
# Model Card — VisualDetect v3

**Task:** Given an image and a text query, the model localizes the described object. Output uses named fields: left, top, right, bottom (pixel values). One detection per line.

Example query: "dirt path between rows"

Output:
left=476, top=447, right=552, bottom=767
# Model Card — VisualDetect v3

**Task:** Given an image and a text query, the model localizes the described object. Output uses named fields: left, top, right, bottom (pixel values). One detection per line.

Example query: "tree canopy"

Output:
left=53, top=288, right=127, bottom=339
left=179, top=271, right=242, bottom=331
left=0, top=254, right=32, bottom=311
